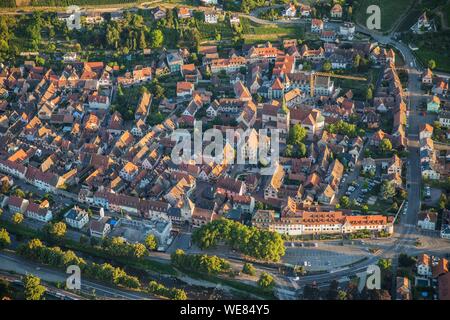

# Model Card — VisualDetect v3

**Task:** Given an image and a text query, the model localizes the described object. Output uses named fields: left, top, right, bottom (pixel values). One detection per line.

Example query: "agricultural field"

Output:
left=353, top=0, right=415, bottom=32
left=240, top=17, right=305, bottom=43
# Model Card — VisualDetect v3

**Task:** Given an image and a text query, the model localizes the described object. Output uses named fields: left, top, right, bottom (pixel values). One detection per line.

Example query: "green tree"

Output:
left=191, top=219, right=285, bottom=262
left=380, top=138, right=392, bottom=153
left=150, top=29, right=164, bottom=48
left=171, top=288, right=188, bottom=300
left=242, top=263, right=256, bottom=276
left=381, top=181, right=396, bottom=200
left=337, top=290, right=347, bottom=300
left=340, top=196, right=351, bottom=208
left=23, top=274, right=46, bottom=300
left=106, top=23, right=121, bottom=49
left=258, top=272, right=275, bottom=290
left=145, top=234, right=158, bottom=251
left=49, top=222, right=67, bottom=238
left=353, top=54, right=361, bottom=69
left=255, top=201, right=265, bottom=210
left=14, top=188, right=26, bottom=198
left=428, top=59, right=436, bottom=70
left=288, top=124, right=307, bottom=146
left=285, top=144, right=294, bottom=157
left=298, top=142, right=307, bottom=157
left=0, top=228, right=11, bottom=249
left=12, top=212, right=24, bottom=224
left=322, top=60, right=332, bottom=72
left=378, top=258, right=392, bottom=271
left=133, top=243, right=148, bottom=259
left=439, top=194, right=447, bottom=210
left=366, top=87, right=373, bottom=100
left=139, top=31, right=147, bottom=50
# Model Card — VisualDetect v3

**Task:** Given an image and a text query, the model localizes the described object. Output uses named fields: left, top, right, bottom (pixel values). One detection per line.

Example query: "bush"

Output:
left=0, top=228, right=11, bottom=249
left=147, top=280, right=187, bottom=300
left=242, top=263, right=256, bottom=276
left=257, top=272, right=275, bottom=290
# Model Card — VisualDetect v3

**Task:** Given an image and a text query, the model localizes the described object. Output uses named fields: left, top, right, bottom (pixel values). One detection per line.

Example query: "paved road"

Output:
left=0, top=271, right=87, bottom=300
left=404, top=67, right=423, bottom=226
left=0, top=251, right=154, bottom=300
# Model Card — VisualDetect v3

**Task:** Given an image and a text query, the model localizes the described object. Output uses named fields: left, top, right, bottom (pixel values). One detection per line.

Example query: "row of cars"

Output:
left=345, top=178, right=382, bottom=206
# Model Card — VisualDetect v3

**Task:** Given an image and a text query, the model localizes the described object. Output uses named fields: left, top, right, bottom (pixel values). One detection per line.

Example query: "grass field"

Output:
left=416, top=48, right=450, bottom=73
left=353, top=0, right=415, bottom=32
left=240, top=17, right=304, bottom=43
left=334, top=68, right=381, bottom=100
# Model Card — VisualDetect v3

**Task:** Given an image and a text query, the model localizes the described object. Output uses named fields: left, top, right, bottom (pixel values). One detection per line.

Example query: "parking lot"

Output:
left=282, top=243, right=370, bottom=272
left=423, top=185, right=442, bottom=206
left=341, top=175, right=382, bottom=207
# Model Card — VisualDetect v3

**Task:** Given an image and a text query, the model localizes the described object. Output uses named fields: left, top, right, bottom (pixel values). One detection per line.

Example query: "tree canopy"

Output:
left=191, top=219, right=285, bottom=262
left=23, top=274, right=46, bottom=301
left=145, top=234, right=158, bottom=251
left=0, top=228, right=11, bottom=250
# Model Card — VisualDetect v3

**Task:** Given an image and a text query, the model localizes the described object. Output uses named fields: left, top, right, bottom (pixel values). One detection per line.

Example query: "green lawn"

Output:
left=416, top=48, right=450, bottom=73
left=353, top=0, right=415, bottom=32
left=240, top=17, right=304, bottom=42
left=333, top=68, right=380, bottom=100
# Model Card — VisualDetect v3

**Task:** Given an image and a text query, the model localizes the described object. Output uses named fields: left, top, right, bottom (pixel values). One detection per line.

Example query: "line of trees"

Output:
left=171, top=249, right=231, bottom=275
left=0, top=0, right=15, bottom=8
left=16, top=237, right=188, bottom=298
left=191, top=219, right=285, bottom=262
left=101, top=236, right=149, bottom=259
left=18, top=238, right=141, bottom=289
left=147, top=280, right=187, bottom=300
